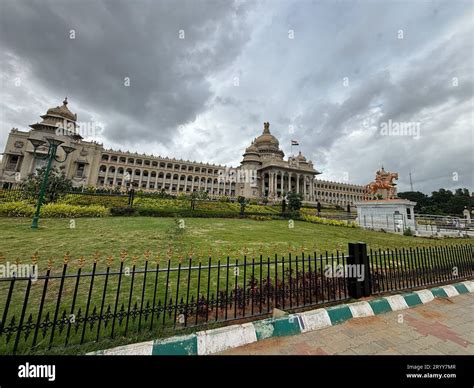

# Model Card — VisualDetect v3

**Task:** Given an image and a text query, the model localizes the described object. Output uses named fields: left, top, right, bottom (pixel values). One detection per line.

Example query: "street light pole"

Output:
left=29, top=137, right=76, bottom=229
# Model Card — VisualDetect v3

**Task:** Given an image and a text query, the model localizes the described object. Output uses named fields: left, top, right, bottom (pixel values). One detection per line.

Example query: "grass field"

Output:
left=0, top=216, right=470, bottom=270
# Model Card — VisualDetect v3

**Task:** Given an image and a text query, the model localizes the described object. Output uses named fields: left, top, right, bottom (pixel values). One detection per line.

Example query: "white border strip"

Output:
left=441, top=284, right=459, bottom=297
left=298, top=308, right=332, bottom=333
left=384, top=294, right=409, bottom=311
left=196, top=323, right=257, bottom=355
left=348, top=301, right=374, bottom=318
left=414, top=289, right=435, bottom=304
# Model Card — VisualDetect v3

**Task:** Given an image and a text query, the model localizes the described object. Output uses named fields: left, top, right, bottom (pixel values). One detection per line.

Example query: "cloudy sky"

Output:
left=0, top=0, right=472, bottom=193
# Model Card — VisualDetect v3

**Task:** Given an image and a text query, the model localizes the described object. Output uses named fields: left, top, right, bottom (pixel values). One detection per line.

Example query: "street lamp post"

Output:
left=29, top=137, right=76, bottom=229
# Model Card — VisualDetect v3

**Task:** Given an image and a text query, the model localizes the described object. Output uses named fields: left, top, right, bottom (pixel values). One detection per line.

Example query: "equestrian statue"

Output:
left=364, top=166, right=399, bottom=200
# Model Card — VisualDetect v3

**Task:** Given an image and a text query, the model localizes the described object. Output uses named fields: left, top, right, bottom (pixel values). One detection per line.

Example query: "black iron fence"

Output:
left=0, top=243, right=472, bottom=354
left=368, top=245, right=473, bottom=294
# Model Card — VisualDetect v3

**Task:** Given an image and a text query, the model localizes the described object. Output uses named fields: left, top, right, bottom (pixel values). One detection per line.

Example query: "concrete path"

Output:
left=220, top=293, right=474, bottom=355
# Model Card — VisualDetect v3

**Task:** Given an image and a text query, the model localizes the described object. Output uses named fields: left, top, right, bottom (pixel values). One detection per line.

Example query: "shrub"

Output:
left=247, top=215, right=273, bottom=221
left=21, top=166, right=73, bottom=203
left=110, top=207, right=136, bottom=216
left=0, top=201, right=109, bottom=218
left=61, top=193, right=128, bottom=208
left=41, top=203, right=109, bottom=218
left=403, top=227, right=413, bottom=236
left=0, top=201, right=35, bottom=217
left=300, top=213, right=358, bottom=228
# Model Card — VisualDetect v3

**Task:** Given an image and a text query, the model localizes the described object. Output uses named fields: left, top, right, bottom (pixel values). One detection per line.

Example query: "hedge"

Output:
left=60, top=193, right=128, bottom=208
left=300, top=213, right=358, bottom=228
left=0, top=201, right=109, bottom=218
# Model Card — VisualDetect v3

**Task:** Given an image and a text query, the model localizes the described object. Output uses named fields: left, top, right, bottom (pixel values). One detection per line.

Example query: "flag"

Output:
left=291, top=140, right=299, bottom=146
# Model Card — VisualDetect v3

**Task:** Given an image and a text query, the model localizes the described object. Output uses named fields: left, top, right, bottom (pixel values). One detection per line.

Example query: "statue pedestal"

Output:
left=355, top=199, right=417, bottom=233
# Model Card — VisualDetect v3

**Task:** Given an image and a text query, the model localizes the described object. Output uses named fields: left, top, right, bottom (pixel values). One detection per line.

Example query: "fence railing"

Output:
left=0, top=243, right=472, bottom=354
left=415, top=214, right=472, bottom=231
left=368, top=245, right=473, bottom=294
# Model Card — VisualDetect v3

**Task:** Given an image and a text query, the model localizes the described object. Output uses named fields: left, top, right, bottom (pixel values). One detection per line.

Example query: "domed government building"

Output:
left=0, top=99, right=365, bottom=206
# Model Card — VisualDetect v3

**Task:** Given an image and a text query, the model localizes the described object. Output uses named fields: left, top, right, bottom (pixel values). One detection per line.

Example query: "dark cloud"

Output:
left=0, top=0, right=253, bottom=144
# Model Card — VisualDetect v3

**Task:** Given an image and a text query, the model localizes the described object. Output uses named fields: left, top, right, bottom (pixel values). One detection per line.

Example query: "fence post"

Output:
left=347, top=242, right=371, bottom=299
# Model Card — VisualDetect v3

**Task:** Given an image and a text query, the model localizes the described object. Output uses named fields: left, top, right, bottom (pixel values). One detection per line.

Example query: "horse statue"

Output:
left=365, top=167, right=399, bottom=199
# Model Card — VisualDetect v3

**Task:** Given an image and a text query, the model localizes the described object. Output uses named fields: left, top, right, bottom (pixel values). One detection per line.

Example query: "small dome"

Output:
left=245, top=141, right=258, bottom=153
left=46, top=97, right=77, bottom=122
left=296, top=151, right=307, bottom=162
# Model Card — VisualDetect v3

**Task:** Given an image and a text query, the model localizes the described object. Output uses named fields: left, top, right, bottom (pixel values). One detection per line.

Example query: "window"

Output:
left=407, top=207, right=412, bottom=220
left=76, top=163, right=86, bottom=177
left=6, top=155, right=20, bottom=171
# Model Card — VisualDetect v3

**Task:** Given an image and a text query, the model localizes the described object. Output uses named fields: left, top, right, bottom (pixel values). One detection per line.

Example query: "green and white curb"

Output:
left=88, top=280, right=474, bottom=355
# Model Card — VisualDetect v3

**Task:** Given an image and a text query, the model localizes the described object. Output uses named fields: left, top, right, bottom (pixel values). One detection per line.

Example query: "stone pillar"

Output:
left=296, top=174, right=300, bottom=194
left=274, top=172, right=277, bottom=197
left=113, top=168, right=118, bottom=186
left=268, top=172, right=272, bottom=197
left=303, top=175, right=307, bottom=199
left=138, top=170, right=143, bottom=188
left=274, top=172, right=278, bottom=197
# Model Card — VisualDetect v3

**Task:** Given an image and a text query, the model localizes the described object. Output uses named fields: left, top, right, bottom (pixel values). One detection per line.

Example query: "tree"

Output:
left=287, top=191, right=303, bottom=213
left=22, top=166, right=73, bottom=203
left=398, top=191, right=428, bottom=212
left=190, top=190, right=208, bottom=210
left=237, top=196, right=247, bottom=215
left=398, top=187, right=473, bottom=215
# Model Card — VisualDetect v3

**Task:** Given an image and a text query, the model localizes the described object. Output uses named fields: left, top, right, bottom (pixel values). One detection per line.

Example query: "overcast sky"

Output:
left=0, top=0, right=472, bottom=194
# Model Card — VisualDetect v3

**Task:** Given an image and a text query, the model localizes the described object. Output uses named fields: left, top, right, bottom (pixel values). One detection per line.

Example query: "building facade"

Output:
left=0, top=99, right=365, bottom=205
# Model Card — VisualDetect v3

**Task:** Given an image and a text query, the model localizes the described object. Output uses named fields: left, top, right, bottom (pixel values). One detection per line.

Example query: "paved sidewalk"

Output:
left=220, top=293, right=474, bottom=355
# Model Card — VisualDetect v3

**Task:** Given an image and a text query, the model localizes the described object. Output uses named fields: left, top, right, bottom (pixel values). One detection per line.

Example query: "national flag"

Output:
left=291, top=140, right=299, bottom=146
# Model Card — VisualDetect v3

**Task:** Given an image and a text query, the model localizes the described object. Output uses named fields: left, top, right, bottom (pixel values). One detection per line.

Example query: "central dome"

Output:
left=254, top=122, right=279, bottom=147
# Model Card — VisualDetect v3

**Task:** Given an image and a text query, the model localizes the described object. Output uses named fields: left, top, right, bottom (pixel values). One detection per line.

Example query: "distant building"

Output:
left=0, top=99, right=365, bottom=205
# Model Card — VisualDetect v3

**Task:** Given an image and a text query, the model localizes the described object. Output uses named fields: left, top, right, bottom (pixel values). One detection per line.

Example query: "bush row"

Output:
left=300, top=213, right=358, bottom=228
left=60, top=193, right=128, bottom=208
left=133, top=198, right=280, bottom=214
left=0, top=201, right=109, bottom=218
left=110, top=206, right=284, bottom=219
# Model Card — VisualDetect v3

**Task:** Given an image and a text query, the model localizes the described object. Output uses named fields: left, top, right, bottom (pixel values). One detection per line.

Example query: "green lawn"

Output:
left=0, top=216, right=469, bottom=270
left=0, top=216, right=471, bottom=355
